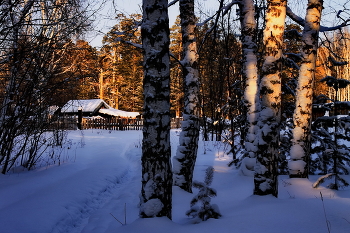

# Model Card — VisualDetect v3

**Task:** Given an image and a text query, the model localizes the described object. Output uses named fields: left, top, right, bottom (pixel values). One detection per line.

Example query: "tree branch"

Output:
left=197, top=0, right=239, bottom=54
left=169, top=52, right=185, bottom=69
left=168, top=0, right=179, bottom=7
left=286, top=6, right=350, bottom=32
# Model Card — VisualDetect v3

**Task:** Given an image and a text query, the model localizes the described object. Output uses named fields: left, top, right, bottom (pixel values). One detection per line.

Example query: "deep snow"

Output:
left=1, top=129, right=349, bottom=233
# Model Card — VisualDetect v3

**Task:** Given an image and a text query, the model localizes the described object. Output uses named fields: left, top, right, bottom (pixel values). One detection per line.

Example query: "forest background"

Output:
left=1, top=0, right=350, bottom=186
left=2, top=0, right=350, bottom=229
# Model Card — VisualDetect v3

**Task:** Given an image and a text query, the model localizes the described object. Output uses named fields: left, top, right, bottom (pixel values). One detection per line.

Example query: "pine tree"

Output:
left=186, top=166, right=221, bottom=222
left=100, top=14, right=143, bottom=111
left=170, top=16, right=183, bottom=118
left=312, top=76, right=350, bottom=190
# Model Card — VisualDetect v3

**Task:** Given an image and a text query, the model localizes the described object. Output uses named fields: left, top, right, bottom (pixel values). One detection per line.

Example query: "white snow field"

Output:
left=1, top=129, right=349, bottom=233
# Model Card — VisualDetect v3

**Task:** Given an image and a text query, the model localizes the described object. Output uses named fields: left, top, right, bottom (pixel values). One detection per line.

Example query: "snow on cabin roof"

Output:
left=61, top=99, right=111, bottom=113
left=99, top=108, right=140, bottom=118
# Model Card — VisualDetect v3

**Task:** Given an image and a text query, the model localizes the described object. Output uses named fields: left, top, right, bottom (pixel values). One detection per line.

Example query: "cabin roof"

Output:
left=61, top=99, right=111, bottom=114
left=61, top=99, right=140, bottom=118
left=99, top=108, right=140, bottom=118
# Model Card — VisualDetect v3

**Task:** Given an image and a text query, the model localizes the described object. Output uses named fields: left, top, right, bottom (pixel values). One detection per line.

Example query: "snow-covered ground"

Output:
left=1, top=129, right=350, bottom=233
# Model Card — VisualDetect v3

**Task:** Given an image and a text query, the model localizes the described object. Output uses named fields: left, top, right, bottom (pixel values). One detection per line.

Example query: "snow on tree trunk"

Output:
left=289, top=0, right=323, bottom=178
left=173, top=0, right=200, bottom=193
left=254, top=0, right=287, bottom=197
left=238, top=0, right=259, bottom=176
left=140, top=0, right=172, bottom=219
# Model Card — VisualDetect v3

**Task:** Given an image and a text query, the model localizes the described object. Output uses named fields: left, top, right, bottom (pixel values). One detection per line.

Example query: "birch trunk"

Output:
left=238, top=0, right=259, bottom=176
left=289, top=0, right=323, bottom=178
left=173, top=0, right=200, bottom=193
left=254, top=0, right=287, bottom=197
left=140, top=0, right=172, bottom=219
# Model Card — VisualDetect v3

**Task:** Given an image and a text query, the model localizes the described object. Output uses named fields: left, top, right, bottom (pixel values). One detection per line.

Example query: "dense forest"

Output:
left=1, top=0, right=350, bottom=220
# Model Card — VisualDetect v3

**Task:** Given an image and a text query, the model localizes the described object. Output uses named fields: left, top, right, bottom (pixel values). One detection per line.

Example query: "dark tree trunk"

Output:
left=140, top=0, right=172, bottom=219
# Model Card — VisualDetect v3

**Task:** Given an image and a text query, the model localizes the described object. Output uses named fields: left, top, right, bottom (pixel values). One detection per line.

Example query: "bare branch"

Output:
left=168, top=0, right=179, bottom=7
left=287, top=6, right=350, bottom=32
left=286, top=6, right=305, bottom=27
left=197, top=0, right=239, bottom=27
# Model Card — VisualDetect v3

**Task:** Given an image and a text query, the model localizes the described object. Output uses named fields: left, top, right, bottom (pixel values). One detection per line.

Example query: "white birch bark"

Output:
left=238, top=0, right=259, bottom=176
left=173, top=0, right=200, bottom=193
left=289, top=0, right=323, bottom=178
left=254, top=0, right=287, bottom=197
left=140, top=0, right=172, bottom=219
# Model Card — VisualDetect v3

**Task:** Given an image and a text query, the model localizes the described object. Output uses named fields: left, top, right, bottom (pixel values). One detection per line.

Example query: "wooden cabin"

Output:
left=59, top=99, right=141, bottom=130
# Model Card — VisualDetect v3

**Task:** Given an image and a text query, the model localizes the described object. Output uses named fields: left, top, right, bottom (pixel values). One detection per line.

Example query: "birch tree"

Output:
left=238, top=0, right=259, bottom=176
left=289, top=0, right=323, bottom=178
left=254, top=0, right=287, bottom=197
left=172, top=0, right=200, bottom=193
left=140, top=0, right=172, bottom=219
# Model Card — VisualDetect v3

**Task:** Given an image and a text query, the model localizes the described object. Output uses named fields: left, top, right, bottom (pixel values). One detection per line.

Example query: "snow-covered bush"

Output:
left=186, top=166, right=221, bottom=222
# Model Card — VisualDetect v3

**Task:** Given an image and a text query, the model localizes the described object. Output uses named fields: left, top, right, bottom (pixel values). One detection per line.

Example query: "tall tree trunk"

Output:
left=173, top=0, right=200, bottom=193
left=238, top=0, right=259, bottom=176
left=289, top=0, right=323, bottom=178
left=140, top=0, right=172, bottom=219
left=99, top=68, right=104, bottom=100
left=254, top=0, right=287, bottom=197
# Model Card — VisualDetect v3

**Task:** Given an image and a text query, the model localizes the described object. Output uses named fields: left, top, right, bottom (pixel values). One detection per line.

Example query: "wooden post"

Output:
left=77, top=108, right=82, bottom=130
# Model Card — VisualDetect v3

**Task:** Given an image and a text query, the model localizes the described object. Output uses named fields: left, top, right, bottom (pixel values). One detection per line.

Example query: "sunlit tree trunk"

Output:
left=99, top=68, right=104, bottom=100
left=172, top=0, right=200, bottom=193
left=327, top=31, right=350, bottom=102
left=238, top=0, right=259, bottom=176
left=140, top=0, right=172, bottom=219
left=254, top=0, right=287, bottom=197
left=289, top=0, right=323, bottom=178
